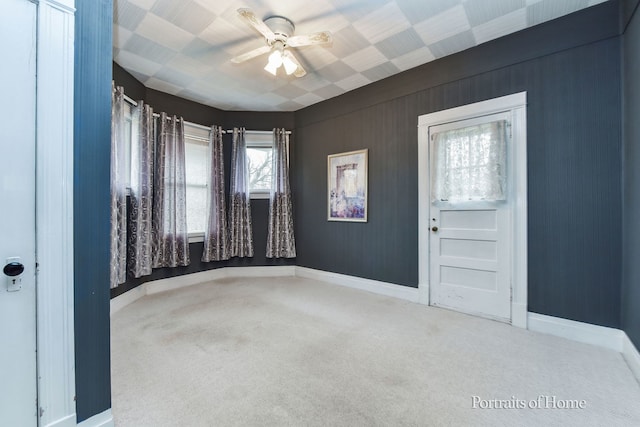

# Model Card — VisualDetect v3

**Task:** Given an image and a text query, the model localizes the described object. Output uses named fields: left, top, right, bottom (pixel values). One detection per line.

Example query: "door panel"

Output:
left=429, top=113, right=511, bottom=322
left=0, top=0, right=38, bottom=425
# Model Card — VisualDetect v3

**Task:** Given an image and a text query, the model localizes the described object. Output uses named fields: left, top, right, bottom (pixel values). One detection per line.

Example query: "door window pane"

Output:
left=432, top=120, right=508, bottom=202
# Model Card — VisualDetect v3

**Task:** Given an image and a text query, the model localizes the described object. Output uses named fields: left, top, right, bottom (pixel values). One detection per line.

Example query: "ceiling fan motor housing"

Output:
left=264, top=16, right=295, bottom=43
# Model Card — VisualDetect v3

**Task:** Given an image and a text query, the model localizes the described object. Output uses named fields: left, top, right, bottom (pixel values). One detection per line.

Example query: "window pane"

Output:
left=186, top=184, right=207, bottom=234
left=123, top=103, right=133, bottom=188
left=185, top=141, right=208, bottom=186
left=432, top=120, right=507, bottom=201
left=185, top=138, right=208, bottom=234
left=247, top=146, right=273, bottom=192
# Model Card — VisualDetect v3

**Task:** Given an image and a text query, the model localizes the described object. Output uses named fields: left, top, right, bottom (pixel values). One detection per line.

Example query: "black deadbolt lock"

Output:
left=3, top=262, right=24, bottom=277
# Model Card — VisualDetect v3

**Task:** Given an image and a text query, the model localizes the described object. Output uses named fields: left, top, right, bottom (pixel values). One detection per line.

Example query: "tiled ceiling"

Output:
left=114, top=0, right=606, bottom=112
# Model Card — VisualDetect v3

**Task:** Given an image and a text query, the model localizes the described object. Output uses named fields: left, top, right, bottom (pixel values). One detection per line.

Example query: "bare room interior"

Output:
left=2, top=0, right=640, bottom=426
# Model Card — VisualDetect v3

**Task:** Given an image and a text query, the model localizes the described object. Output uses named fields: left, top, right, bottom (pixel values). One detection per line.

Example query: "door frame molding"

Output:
left=35, top=0, right=77, bottom=426
left=417, top=92, right=528, bottom=328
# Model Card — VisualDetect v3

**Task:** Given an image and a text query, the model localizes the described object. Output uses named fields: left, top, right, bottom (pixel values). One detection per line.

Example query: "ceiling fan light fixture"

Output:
left=234, top=9, right=328, bottom=78
left=282, top=51, right=297, bottom=75
left=267, top=49, right=283, bottom=68
left=264, top=61, right=279, bottom=76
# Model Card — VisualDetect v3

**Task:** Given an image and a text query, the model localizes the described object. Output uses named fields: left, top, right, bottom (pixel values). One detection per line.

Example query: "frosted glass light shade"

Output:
left=282, top=52, right=297, bottom=75
left=264, top=61, right=278, bottom=75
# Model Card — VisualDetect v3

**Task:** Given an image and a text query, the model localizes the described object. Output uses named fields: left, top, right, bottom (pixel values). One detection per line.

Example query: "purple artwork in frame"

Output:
left=327, top=149, right=368, bottom=222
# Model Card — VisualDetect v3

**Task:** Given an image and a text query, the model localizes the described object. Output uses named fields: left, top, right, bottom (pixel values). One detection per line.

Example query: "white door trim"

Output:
left=417, top=92, right=528, bottom=328
left=35, top=1, right=77, bottom=426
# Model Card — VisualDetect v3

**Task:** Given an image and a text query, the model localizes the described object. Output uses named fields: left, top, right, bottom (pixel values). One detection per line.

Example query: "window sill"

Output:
left=188, top=233, right=204, bottom=243
left=250, top=192, right=270, bottom=200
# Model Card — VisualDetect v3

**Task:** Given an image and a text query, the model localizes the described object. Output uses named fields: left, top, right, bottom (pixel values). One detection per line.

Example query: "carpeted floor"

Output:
left=111, top=276, right=640, bottom=426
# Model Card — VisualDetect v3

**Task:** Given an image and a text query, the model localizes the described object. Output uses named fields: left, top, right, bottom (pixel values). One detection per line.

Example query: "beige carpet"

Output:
left=111, top=276, right=640, bottom=426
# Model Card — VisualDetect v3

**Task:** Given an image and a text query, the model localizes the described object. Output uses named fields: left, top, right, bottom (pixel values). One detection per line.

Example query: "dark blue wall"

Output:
left=74, top=0, right=113, bottom=421
left=294, top=1, right=623, bottom=328
left=622, top=0, right=640, bottom=348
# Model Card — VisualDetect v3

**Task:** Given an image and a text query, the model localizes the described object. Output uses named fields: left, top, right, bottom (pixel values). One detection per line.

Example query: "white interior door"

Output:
left=429, top=113, right=512, bottom=322
left=0, top=0, right=38, bottom=425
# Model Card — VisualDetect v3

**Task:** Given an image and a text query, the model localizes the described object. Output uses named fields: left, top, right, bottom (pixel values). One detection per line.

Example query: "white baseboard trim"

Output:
left=145, top=268, right=228, bottom=295
left=511, top=303, right=528, bottom=329
left=623, top=332, right=640, bottom=383
left=76, top=409, right=113, bottom=427
left=43, top=413, right=75, bottom=427
left=295, top=266, right=421, bottom=303
left=527, top=312, right=624, bottom=352
left=111, top=266, right=297, bottom=313
left=227, top=265, right=297, bottom=278
left=110, top=285, right=146, bottom=315
left=527, top=313, right=640, bottom=383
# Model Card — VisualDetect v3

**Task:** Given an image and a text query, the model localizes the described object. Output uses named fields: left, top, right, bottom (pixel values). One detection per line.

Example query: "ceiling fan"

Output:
left=231, top=8, right=333, bottom=78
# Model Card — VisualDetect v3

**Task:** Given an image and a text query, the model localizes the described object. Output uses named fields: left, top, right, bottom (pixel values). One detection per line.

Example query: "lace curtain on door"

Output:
left=266, top=128, right=296, bottom=258
left=432, top=120, right=508, bottom=202
left=110, top=84, right=127, bottom=288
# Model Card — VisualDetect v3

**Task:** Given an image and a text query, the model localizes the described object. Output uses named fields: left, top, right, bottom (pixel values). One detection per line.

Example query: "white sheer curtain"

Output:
left=128, top=101, right=154, bottom=277
left=432, top=120, right=508, bottom=202
left=110, top=84, right=127, bottom=288
left=152, top=113, right=190, bottom=267
left=266, top=128, right=296, bottom=258
left=202, top=125, right=230, bottom=262
left=229, top=127, right=254, bottom=257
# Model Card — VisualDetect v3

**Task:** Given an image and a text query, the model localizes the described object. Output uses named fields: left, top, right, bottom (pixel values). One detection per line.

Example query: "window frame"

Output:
left=245, top=132, right=275, bottom=200
left=184, top=122, right=211, bottom=242
left=123, top=100, right=134, bottom=195
left=430, top=115, right=509, bottom=203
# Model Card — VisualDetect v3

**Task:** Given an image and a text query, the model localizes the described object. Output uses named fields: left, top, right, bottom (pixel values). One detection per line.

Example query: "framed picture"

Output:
left=327, top=149, right=368, bottom=222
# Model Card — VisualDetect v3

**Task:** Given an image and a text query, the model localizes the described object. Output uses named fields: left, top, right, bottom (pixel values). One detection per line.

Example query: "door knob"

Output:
left=431, top=226, right=438, bottom=232
left=3, top=262, right=24, bottom=277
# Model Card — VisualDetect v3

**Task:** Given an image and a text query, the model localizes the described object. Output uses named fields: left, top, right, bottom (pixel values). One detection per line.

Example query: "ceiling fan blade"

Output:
left=231, top=45, right=271, bottom=64
left=237, top=8, right=276, bottom=43
left=287, top=31, right=333, bottom=47
left=287, top=51, right=307, bottom=78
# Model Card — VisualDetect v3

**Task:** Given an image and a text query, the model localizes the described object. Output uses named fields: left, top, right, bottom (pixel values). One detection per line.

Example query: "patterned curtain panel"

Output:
left=128, top=101, right=154, bottom=277
left=229, top=127, right=254, bottom=257
left=202, top=126, right=229, bottom=262
left=152, top=113, right=190, bottom=268
left=110, top=84, right=127, bottom=288
left=266, top=128, right=296, bottom=258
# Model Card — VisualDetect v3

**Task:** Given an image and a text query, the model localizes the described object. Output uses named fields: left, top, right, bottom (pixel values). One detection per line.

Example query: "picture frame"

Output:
left=327, top=149, right=368, bottom=222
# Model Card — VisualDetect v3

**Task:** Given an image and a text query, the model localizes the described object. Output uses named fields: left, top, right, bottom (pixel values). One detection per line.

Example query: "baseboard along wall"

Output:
left=76, top=409, right=113, bottom=427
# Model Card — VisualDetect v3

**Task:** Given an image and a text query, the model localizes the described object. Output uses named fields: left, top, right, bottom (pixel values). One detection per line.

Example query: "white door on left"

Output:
left=0, top=0, right=38, bottom=425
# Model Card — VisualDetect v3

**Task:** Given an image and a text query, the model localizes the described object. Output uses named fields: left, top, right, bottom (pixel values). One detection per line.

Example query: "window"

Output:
left=184, top=123, right=210, bottom=236
left=246, top=132, right=274, bottom=199
left=123, top=101, right=134, bottom=190
left=431, top=120, right=508, bottom=202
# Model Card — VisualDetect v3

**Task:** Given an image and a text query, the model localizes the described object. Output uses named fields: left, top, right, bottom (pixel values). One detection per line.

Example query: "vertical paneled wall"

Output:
left=294, top=1, right=623, bottom=328
left=74, top=0, right=113, bottom=421
left=622, top=0, right=640, bottom=348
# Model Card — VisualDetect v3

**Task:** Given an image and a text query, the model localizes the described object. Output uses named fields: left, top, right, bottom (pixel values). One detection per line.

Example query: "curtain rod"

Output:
left=225, top=129, right=291, bottom=135
left=122, top=92, right=291, bottom=135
